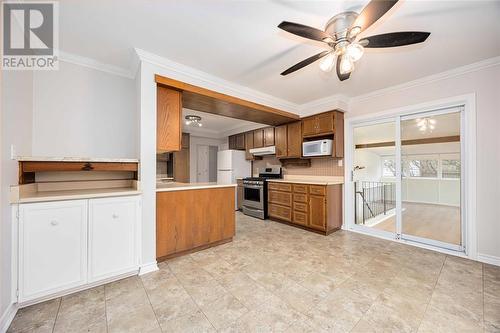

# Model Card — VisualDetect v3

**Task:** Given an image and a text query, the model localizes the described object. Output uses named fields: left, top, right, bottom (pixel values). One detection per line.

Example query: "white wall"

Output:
left=32, top=61, right=137, bottom=158
left=1, top=71, right=33, bottom=326
left=189, top=136, right=225, bottom=183
left=350, top=64, right=500, bottom=261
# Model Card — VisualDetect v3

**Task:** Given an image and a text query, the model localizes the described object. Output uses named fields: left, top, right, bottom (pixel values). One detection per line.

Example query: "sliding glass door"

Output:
left=351, top=107, right=465, bottom=252
left=400, top=109, right=464, bottom=251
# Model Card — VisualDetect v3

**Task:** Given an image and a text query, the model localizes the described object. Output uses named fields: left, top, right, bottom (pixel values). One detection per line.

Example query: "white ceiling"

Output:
left=181, top=109, right=264, bottom=138
left=59, top=1, right=500, bottom=104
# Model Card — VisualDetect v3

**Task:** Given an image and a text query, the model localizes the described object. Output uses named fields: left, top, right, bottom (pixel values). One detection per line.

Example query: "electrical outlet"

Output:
left=337, top=159, right=343, bottom=167
left=10, top=144, right=16, bottom=159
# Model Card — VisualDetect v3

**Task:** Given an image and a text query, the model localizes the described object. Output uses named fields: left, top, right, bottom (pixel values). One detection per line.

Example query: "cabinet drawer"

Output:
left=293, top=193, right=308, bottom=203
left=293, top=202, right=308, bottom=212
left=268, top=191, right=292, bottom=207
left=309, top=185, right=326, bottom=196
left=292, top=184, right=308, bottom=193
left=269, top=204, right=292, bottom=222
left=268, top=182, right=292, bottom=192
left=293, top=211, right=308, bottom=226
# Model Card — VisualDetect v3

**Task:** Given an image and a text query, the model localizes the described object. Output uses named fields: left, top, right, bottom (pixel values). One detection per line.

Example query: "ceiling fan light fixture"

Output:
left=339, top=54, right=354, bottom=75
left=319, top=53, right=335, bottom=72
left=346, top=43, right=364, bottom=62
left=348, top=26, right=362, bottom=39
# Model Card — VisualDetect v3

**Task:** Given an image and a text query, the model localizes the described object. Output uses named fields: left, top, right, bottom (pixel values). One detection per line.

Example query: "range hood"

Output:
left=249, top=146, right=276, bottom=156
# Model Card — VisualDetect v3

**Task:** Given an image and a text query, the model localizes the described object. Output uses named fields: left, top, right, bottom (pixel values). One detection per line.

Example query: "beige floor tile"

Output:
left=417, top=305, right=484, bottom=333
left=107, top=303, right=160, bottom=333
left=181, top=277, right=230, bottom=307
left=159, top=310, right=215, bottom=333
left=8, top=298, right=60, bottom=333
left=199, top=293, right=248, bottom=329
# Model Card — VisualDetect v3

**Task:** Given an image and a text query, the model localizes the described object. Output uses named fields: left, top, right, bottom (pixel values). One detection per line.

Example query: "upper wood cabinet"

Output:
left=275, top=121, right=302, bottom=159
left=264, top=127, right=275, bottom=147
left=228, top=133, right=245, bottom=150
left=302, top=111, right=344, bottom=158
left=157, top=86, right=182, bottom=152
left=253, top=129, right=264, bottom=148
left=173, top=133, right=190, bottom=183
left=244, top=131, right=254, bottom=160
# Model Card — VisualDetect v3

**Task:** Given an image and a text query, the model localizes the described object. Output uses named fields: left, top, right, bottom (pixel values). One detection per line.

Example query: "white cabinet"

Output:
left=19, top=200, right=88, bottom=302
left=88, top=196, right=139, bottom=282
left=18, top=195, right=141, bottom=303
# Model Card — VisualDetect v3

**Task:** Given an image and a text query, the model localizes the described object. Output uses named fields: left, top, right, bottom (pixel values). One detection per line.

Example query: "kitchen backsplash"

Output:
left=252, top=156, right=344, bottom=177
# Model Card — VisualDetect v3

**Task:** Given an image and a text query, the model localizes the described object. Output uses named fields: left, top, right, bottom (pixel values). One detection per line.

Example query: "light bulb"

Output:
left=346, top=43, right=364, bottom=62
left=198, top=123, right=202, bottom=127
left=319, top=53, right=335, bottom=72
left=339, top=54, right=354, bottom=75
left=185, top=120, right=191, bottom=125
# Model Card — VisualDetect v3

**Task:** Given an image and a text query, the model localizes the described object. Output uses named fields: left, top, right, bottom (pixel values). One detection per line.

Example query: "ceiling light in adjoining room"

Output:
left=416, top=117, right=436, bottom=132
left=185, top=115, right=202, bottom=127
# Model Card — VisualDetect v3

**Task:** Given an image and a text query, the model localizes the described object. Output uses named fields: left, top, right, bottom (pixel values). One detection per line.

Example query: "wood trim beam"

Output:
left=155, top=74, right=299, bottom=125
left=355, top=135, right=460, bottom=149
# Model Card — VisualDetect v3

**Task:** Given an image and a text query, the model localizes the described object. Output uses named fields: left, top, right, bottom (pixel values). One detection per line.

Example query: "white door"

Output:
left=197, top=145, right=210, bottom=182
left=19, top=200, right=88, bottom=302
left=88, top=196, right=139, bottom=282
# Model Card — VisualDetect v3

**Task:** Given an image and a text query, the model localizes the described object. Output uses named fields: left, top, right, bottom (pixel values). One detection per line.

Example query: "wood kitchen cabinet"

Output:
left=229, top=133, right=245, bottom=150
left=244, top=131, right=254, bottom=160
left=173, top=133, right=190, bottom=182
left=275, top=121, right=302, bottom=159
left=302, top=111, right=344, bottom=158
left=253, top=129, right=264, bottom=148
left=237, top=179, right=244, bottom=210
left=264, top=127, right=275, bottom=146
left=157, top=86, right=182, bottom=152
left=267, top=181, right=342, bottom=235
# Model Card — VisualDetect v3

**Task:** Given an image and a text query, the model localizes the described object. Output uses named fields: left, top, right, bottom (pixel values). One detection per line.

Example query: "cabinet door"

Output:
left=245, top=131, right=254, bottom=160
left=181, top=133, right=190, bottom=149
left=309, top=195, right=326, bottom=230
left=253, top=129, right=264, bottom=148
left=19, top=200, right=88, bottom=302
left=263, top=127, right=275, bottom=147
left=333, top=111, right=344, bottom=158
left=157, top=86, right=182, bottom=152
left=228, top=135, right=237, bottom=150
left=287, top=121, right=302, bottom=158
left=301, top=117, right=317, bottom=137
left=316, top=112, right=334, bottom=135
left=275, top=125, right=287, bottom=158
left=89, top=196, right=139, bottom=282
left=236, top=133, right=246, bottom=150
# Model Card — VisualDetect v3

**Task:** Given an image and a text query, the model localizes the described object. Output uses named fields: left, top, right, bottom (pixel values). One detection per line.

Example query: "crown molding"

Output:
left=134, top=48, right=300, bottom=113
left=59, top=51, right=135, bottom=79
left=298, top=93, right=350, bottom=117
left=351, top=56, right=500, bottom=104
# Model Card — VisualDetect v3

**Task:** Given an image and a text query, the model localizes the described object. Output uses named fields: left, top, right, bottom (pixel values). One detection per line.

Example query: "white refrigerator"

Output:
left=217, top=150, right=251, bottom=210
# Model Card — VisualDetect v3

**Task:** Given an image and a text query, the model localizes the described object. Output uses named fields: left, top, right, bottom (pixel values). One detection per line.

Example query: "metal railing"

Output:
left=355, top=181, right=395, bottom=225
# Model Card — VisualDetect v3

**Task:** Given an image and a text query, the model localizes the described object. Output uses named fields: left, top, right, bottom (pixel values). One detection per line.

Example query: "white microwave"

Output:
left=302, top=139, right=333, bottom=157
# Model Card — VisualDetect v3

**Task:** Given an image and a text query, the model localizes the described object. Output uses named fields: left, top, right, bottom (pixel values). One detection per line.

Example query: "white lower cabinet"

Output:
left=19, top=200, right=88, bottom=303
left=18, top=195, right=140, bottom=303
left=88, top=196, right=139, bottom=282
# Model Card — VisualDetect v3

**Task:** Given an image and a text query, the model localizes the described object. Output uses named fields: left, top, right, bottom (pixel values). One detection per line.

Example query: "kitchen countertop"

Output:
left=13, top=187, right=142, bottom=203
left=267, top=176, right=344, bottom=185
left=156, top=182, right=237, bottom=192
left=16, top=156, right=139, bottom=163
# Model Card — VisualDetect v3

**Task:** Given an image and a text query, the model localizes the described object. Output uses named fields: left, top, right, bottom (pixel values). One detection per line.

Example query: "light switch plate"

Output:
left=10, top=144, right=16, bottom=159
left=337, top=159, right=343, bottom=167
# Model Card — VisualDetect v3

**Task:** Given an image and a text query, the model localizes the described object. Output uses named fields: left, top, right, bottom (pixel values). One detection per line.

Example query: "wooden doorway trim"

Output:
left=355, top=135, right=460, bottom=149
left=155, top=74, right=299, bottom=126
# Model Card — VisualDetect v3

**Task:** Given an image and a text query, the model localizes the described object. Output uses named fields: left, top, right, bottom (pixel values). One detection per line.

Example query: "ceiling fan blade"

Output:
left=278, top=21, right=332, bottom=42
left=336, top=55, right=350, bottom=81
left=281, top=51, right=330, bottom=76
left=353, top=0, right=399, bottom=33
left=360, top=31, right=430, bottom=48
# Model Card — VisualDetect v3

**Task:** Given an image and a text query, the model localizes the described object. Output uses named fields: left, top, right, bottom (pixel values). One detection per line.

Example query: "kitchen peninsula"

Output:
left=156, top=182, right=236, bottom=261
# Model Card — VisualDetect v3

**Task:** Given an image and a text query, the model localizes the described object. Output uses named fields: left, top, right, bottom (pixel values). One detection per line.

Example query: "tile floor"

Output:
left=8, top=212, right=500, bottom=333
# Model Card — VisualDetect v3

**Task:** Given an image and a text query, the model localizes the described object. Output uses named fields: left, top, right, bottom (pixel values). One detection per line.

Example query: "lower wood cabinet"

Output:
left=267, top=182, right=342, bottom=235
left=18, top=196, right=141, bottom=303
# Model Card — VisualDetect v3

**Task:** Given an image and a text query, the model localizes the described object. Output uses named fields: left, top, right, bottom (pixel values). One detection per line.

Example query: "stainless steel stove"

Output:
left=242, top=167, right=282, bottom=219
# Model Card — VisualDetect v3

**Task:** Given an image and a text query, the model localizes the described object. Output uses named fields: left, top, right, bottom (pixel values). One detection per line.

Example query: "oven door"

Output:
left=243, top=184, right=264, bottom=209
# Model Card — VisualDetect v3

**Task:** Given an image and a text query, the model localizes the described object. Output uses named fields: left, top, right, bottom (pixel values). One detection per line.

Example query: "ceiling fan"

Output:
left=278, top=0, right=430, bottom=81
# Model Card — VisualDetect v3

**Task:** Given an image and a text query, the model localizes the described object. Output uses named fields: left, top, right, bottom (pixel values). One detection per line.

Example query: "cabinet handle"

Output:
left=112, top=213, right=119, bottom=219
left=50, top=220, right=58, bottom=226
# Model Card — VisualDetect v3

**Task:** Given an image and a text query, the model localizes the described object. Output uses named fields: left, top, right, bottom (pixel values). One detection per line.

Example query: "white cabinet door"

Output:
left=19, top=200, right=88, bottom=302
left=88, top=196, right=139, bottom=282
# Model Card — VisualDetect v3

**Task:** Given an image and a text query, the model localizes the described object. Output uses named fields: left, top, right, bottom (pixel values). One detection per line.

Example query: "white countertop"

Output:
left=267, top=176, right=344, bottom=185
left=157, top=182, right=237, bottom=192
left=12, top=187, right=142, bottom=203
left=16, top=156, right=139, bottom=163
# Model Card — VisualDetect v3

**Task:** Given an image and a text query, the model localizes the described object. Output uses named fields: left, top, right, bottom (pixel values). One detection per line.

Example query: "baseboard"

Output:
left=477, top=253, right=500, bottom=266
left=138, top=261, right=159, bottom=275
left=0, top=303, right=18, bottom=333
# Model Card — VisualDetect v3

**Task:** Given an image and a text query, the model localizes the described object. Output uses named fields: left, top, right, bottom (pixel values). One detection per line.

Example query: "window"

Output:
left=407, top=159, right=438, bottom=178
left=383, top=159, right=396, bottom=177
left=442, top=159, right=461, bottom=178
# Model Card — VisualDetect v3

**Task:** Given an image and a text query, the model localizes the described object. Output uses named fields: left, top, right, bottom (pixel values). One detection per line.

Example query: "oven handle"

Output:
left=243, top=185, right=262, bottom=189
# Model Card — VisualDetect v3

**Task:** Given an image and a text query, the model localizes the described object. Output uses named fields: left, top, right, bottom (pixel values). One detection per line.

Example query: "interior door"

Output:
left=400, top=109, right=464, bottom=251
left=197, top=145, right=209, bottom=182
